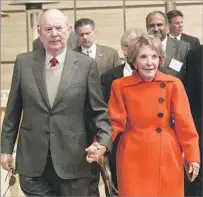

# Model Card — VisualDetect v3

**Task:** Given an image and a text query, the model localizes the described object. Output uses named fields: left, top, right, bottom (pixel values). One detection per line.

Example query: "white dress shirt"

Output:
left=123, top=62, right=133, bottom=77
left=161, top=36, right=168, bottom=51
left=169, top=34, right=181, bottom=41
left=81, top=43, right=96, bottom=59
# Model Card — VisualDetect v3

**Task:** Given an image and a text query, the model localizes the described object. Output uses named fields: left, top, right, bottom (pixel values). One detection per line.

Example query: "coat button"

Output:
left=160, top=83, right=166, bottom=88
left=157, top=112, right=164, bottom=118
left=159, top=97, right=164, bottom=103
left=156, top=127, right=162, bottom=133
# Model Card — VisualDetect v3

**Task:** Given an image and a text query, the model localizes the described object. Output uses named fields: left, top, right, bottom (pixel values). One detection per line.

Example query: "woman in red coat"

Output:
left=108, top=34, right=200, bottom=196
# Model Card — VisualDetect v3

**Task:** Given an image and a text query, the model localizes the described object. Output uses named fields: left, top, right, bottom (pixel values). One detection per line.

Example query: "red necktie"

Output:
left=50, top=57, right=58, bottom=67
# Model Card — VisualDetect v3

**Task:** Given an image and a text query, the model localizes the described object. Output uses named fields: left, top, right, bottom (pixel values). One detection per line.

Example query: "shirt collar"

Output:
left=161, top=36, right=168, bottom=51
left=81, top=43, right=96, bottom=54
left=45, top=47, right=67, bottom=69
left=169, top=33, right=182, bottom=40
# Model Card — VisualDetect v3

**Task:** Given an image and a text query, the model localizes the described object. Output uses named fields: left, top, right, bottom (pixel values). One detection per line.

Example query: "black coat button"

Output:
left=159, top=97, right=164, bottom=103
left=157, top=113, right=164, bottom=118
left=160, top=83, right=166, bottom=88
left=156, top=127, right=162, bottom=133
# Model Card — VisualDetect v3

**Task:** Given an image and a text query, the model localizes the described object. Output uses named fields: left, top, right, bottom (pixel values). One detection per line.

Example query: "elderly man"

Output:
left=146, top=11, right=190, bottom=80
left=1, top=9, right=112, bottom=196
left=167, top=10, right=200, bottom=49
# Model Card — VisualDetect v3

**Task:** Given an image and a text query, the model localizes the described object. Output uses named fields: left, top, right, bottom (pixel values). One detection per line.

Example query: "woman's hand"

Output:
left=188, top=162, right=200, bottom=182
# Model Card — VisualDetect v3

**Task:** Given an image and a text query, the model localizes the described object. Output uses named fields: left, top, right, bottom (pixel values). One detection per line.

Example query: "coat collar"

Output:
left=122, top=70, right=174, bottom=86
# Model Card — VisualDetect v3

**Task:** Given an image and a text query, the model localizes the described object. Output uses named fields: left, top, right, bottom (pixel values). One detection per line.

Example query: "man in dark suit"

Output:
left=74, top=18, right=121, bottom=75
left=184, top=45, right=202, bottom=197
left=167, top=10, right=200, bottom=49
left=101, top=29, right=140, bottom=194
left=33, top=31, right=78, bottom=51
left=146, top=11, right=190, bottom=80
left=1, top=9, right=112, bottom=196
left=73, top=18, right=121, bottom=196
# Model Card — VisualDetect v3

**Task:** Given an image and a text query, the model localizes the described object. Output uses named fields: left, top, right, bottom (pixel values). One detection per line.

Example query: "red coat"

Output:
left=108, top=71, right=200, bottom=196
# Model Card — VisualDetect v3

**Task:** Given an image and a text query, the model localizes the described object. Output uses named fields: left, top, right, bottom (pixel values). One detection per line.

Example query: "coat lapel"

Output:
left=95, top=44, right=104, bottom=66
left=32, top=49, right=51, bottom=109
left=52, top=49, right=78, bottom=108
left=165, top=37, right=177, bottom=66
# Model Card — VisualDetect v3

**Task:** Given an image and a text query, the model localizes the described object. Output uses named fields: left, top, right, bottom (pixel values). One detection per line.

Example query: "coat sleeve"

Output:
left=108, top=79, right=127, bottom=141
left=1, top=55, right=22, bottom=154
left=172, top=79, right=200, bottom=163
left=87, top=60, right=112, bottom=150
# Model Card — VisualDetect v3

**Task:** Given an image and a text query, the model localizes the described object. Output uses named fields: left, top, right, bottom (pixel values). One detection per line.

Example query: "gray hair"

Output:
left=121, top=28, right=144, bottom=47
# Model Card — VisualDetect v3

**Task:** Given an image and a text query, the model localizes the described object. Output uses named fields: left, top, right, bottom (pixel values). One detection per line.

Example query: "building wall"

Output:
left=1, top=0, right=203, bottom=89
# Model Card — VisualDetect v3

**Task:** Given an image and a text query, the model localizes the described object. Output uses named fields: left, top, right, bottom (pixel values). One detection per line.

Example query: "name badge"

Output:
left=168, top=59, right=183, bottom=72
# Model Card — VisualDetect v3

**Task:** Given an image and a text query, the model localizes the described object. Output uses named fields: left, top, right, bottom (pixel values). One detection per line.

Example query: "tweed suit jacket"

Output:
left=74, top=44, right=121, bottom=75
left=1, top=48, right=112, bottom=179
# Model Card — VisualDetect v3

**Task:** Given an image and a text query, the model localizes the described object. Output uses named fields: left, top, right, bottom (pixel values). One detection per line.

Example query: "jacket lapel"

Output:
left=32, top=49, right=51, bottom=109
left=165, top=37, right=177, bottom=66
left=95, top=44, right=104, bottom=66
left=52, top=49, right=78, bottom=108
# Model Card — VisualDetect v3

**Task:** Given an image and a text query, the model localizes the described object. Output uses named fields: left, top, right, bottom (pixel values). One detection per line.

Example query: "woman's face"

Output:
left=134, top=45, right=159, bottom=81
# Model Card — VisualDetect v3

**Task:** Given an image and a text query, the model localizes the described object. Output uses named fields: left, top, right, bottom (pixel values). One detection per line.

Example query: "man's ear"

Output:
left=68, top=24, right=73, bottom=32
left=121, top=46, right=127, bottom=56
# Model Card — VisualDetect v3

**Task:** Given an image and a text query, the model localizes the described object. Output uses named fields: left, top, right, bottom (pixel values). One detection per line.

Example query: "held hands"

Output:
left=187, top=162, right=200, bottom=182
left=1, top=153, right=14, bottom=171
left=85, top=142, right=107, bottom=164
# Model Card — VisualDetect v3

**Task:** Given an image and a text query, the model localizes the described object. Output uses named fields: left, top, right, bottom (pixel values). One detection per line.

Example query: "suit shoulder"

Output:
left=97, top=44, right=118, bottom=53
left=101, top=64, right=124, bottom=84
left=74, top=50, right=94, bottom=63
left=182, top=33, right=199, bottom=41
left=16, top=51, right=36, bottom=60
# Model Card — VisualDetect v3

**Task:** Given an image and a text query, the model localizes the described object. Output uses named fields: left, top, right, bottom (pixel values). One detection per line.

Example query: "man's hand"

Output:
left=85, top=142, right=107, bottom=163
left=1, top=153, right=14, bottom=171
left=188, top=162, right=200, bottom=182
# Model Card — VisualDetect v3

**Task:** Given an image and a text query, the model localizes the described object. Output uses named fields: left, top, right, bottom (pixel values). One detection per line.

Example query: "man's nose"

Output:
left=51, top=28, right=57, bottom=36
left=153, top=25, right=159, bottom=31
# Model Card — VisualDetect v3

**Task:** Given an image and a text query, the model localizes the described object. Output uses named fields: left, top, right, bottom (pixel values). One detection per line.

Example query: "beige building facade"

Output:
left=1, top=0, right=203, bottom=90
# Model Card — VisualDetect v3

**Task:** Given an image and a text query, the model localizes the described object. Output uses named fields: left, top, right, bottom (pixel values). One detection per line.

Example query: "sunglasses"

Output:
left=3, top=168, right=16, bottom=197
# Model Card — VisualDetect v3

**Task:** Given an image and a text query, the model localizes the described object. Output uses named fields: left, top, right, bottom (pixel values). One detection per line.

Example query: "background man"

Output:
left=74, top=18, right=121, bottom=75
left=146, top=11, right=190, bottom=80
left=184, top=45, right=203, bottom=197
left=1, top=9, right=112, bottom=197
left=167, top=10, right=200, bottom=49
left=74, top=17, right=121, bottom=196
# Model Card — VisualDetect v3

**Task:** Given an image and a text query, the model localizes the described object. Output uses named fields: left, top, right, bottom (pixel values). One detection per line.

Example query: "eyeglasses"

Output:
left=3, top=168, right=16, bottom=197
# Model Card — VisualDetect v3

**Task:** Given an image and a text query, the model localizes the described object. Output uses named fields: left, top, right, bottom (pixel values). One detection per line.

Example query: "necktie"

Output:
left=174, top=37, right=177, bottom=40
left=86, top=49, right=92, bottom=56
left=50, top=57, right=58, bottom=67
